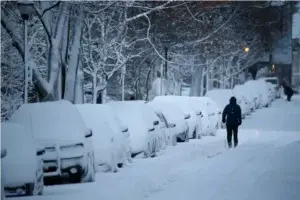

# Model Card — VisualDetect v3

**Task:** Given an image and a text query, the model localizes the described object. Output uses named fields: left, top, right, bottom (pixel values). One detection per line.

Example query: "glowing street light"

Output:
left=244, top=47, right=249, bottom=53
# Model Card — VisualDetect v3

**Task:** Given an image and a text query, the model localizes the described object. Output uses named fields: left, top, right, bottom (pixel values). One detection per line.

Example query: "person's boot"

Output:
left=228, top=142, right=232, bottom=148
left=234, top=142, right=238, bottom=148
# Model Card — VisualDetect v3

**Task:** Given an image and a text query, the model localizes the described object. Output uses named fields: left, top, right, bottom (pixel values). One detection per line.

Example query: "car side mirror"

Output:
left=1, top=149, right=7, bottom=158
left=169, top=123, right=176, bottom=128
left=148, top=127, right=155, bottom=132
left=153, top=120, right=159, bottom=126
left=37, top=148, right=45, bottom=156
left=85, top=129, right=93, bottom=138
left=122, top=127, right=128, bottom=133
left=184, top=114, right=191, bottom=119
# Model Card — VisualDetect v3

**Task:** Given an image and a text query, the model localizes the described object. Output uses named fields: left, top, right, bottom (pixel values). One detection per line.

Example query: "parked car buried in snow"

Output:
left=233, top=84, right=256, bottom=113
left=9, top=100, right=96, bottom=184
left=76, top=104, right=131, bottom=172
left=152, top=96, right=202, bottom=139
left=106, top=101, right=161, bottom=158
left=1, top=123, right=45, bottom=197
left=189, top=96, right=219, bottom=136
left=147, top=100, right=189, bottom=145
left=260, top=77, right=280, bottom=98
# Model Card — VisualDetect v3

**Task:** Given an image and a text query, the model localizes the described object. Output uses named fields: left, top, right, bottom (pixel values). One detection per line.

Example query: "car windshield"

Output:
left=265, top=79, right=277, bottom=85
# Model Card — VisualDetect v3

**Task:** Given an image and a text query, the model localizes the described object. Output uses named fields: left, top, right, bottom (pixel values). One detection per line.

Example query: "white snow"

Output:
left=1, top=123, right=37, bottom=187
left=9, top=100, right=87, bottom=142
left=205, top=89, right=233, bottom=112
left=152, top=96, right=200, bottom=138
left=147, top=100, right=188, bottom=137
left=75, top=104, right=121, bottom=172
left=106, top=101, right=156, bottom=155
left=9, top=96, right=300, bottom=200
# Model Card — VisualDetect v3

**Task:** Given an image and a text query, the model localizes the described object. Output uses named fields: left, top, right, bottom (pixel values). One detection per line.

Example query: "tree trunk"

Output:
left=92, top=75, right=97, bottom=104
left=74, top=58, right=84, bottom=104
left=64, top=9, right=84, bottom=103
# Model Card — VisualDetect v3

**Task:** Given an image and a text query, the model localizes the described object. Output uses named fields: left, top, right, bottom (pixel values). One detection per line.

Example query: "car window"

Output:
left=265, top=79, right=277, bottom=85
left=156, top=112, right=168, bottom=127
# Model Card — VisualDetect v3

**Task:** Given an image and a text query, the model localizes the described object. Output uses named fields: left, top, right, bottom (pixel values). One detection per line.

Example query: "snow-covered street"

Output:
left=11, top=97, right=300, bottom=200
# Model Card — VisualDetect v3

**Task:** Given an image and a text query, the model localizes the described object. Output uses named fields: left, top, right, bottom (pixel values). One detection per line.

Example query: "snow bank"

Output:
left=1, top=122, right=37, bottom=187
left=9, top=100, right=87, bottom=142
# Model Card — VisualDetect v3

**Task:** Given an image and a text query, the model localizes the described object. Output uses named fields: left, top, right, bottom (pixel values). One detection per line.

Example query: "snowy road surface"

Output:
left=12, top=97, right=300, bottom=200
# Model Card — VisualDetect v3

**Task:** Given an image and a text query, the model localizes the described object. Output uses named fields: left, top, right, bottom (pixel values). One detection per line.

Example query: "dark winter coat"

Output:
left=283, top=85, right=294, bottom=97
left=222, top=97, right=242, bottom=127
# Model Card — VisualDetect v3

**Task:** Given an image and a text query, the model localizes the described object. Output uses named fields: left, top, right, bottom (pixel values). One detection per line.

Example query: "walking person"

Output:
left=222, top=97, right=242, bottom=148
left=281, top=79, right=294, bottom=102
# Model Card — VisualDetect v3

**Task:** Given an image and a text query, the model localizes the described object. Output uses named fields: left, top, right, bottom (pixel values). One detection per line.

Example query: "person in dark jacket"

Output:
left=129, top=95, right=135, bottom=100
left=284, top=85, right=294, bottom=101
left=222, top=96, right=242, bottom=148
left=281, top=79, right=294, bottom=101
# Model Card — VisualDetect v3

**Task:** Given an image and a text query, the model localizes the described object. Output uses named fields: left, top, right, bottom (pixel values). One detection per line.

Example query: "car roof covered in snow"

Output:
left=106, top=101, right=156, bottom=130
left=9, top=100, right=87, bottom=141
left=152, top=96, right=198, bottom=113
left=76, top=104, right=125, bottom=135
left=205, top=89, right=233, bottom=108
left=147, top=100, right=185, bottom=123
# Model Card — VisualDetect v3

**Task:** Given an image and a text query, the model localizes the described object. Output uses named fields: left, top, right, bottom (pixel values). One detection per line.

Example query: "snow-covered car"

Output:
left=133, top=101, right=167, bottom=151
left=147, top=100, right=189, bottom=144
left=9, top=100, right=96, bottom=184
left=205, top=89, right=234, bottom=128
left=1, top=123, right=45, bottom=196
left=260, top=77, right=280, bottom=98
left=152, top=110, right=176, bottom=147
left=153, top=96, right=202, bottom=139
left=106, top=101, right=161, bottom=158
left=248, top=80, right=272, bottom=107
left=76, top=104, right=131, bottom=172
left=232, top=86, right=252, bottom=117
left=265, top=82, right=277, bottom=101
left=243, top=80, right=264, bottom=109
left=233, top=84, right=256, bottom=113
left=189, top=97, right=219, bottom=136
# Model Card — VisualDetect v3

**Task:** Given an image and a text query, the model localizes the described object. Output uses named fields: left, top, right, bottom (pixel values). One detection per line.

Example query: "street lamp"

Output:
left=244, top=47, right=249, bottom=53
left=18, top=0, right=33, bottom=103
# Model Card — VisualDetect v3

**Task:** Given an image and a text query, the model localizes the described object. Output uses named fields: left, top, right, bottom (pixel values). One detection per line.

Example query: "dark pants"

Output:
left=287, top=94, right=292, bottom=101
left=226, top=125, right=238, bottom=147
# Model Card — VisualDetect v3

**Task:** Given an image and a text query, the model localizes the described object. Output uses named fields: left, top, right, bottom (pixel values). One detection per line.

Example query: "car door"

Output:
left=155, top=112, right=169, bottom=148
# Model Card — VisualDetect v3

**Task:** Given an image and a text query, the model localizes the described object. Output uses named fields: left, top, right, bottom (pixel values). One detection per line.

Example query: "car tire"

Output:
left=37, top=175, right=44, bottom=195
left=192, top=128, right=197, bottom=139
left=144, top=143, right=151, bottom=158
left=83, top=153, right=96, bottom=182
left=185, top=131, right=189, bottom=142
left=25, top=183, right=36, bottom=196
